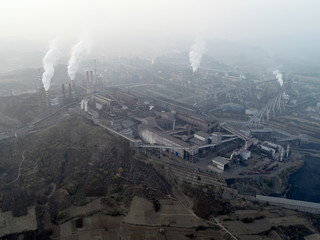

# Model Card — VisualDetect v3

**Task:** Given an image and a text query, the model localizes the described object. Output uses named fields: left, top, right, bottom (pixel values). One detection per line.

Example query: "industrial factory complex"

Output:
left=17, top=54, right=320, bottom=179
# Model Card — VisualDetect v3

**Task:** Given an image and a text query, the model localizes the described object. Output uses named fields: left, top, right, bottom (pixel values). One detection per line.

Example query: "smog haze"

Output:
left=1, top=0, right=320, bottom=63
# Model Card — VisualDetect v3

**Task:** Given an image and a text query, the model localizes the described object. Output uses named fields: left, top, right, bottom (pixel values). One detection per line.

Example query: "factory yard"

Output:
left=180, top=148, right=304, bottom=180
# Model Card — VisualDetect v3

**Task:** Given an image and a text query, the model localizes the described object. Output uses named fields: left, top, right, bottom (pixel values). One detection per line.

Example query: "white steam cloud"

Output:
left=189, top=40, right=206, bottom=72
left=42, top=41, right=60, bottom=91
left=273, top=70, right=283, bottom=87
left=68, top=41, right=86, bottom=80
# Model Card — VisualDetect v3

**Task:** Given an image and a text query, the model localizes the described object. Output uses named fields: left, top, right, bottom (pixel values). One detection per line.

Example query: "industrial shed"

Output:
left=211, top=157, right=230, bottom=171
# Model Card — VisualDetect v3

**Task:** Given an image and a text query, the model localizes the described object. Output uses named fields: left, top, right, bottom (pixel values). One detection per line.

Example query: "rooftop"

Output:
left=212, top=157, right=230, bottom=166
left=139, top=125, right=190, bottom=147
left=194, top=131, right=210, bottom=138
left=189, top=137, right=206, bottom=146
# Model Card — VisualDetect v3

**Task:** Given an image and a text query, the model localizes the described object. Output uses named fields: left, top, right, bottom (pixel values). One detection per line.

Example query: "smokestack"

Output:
left=45, top=91, right=51, bottom=108
left=68, top=83, right=72, bottom=98
left=62, top=84, right=66, bottom=102
left=70, top=79, right=75, bottom=99
left=86, top=71, right=90, bottom=94
left=90, top=71, right=93, bottom=83
left=90, top=70, right=94, bottom=93
left=84, top=100, right=88, bottom=112
left=38, top=69, right=42, bottom=87
left=94, top=59, right=97, bottom=83
left=80, top=100, right=84, bottom=110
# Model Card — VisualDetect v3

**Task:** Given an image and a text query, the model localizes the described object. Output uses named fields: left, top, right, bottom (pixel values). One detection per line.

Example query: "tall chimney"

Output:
left=90, top=70, right=94, bottom=93
left=45, top=91, right=51, bottom=108
left=68, top=83, right=72, bottom=98
left=71, top=79, right=75, bottom=99
left=38, top=68, right=42, bottom=86
left=86, top=71, right=90, bottom=94
left=62, top=84, right=66, bottom=102
left=90, top=70, right=93, bottom=83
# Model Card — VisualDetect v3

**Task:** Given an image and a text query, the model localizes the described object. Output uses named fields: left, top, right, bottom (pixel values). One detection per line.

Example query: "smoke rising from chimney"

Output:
left=273, top=70, right=283, bottom=87
left=68, top=41, right=86, bottom=81
left=42, top=41, right=60, bottom=91
left=189, top=40, right=206, bottom=72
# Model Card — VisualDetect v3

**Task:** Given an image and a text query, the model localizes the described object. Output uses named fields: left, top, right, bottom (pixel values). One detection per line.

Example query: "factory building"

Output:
left=194, top=131, right=210, bottom=143
left=211, top=157, right=230, bottom=171
left=154, top=111, right=175, bottom=130
left=175, top=108, right=217, bottom=131
left=114, top=90, right=138, bottom=105
left=138, top=125, right=190, bottom=158
left=140, top=116, right=157, bottom=127
left=259, top=141, right=285, bottom=161
left=92, top=94, right=115, bottom=110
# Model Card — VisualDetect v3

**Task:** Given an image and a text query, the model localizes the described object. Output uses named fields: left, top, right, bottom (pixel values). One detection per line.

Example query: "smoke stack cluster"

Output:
left=80, top=99, right=88, bottom=112
left=189, top=40, right=206, bottom=73
left=61, top=83, right=74, bottom=103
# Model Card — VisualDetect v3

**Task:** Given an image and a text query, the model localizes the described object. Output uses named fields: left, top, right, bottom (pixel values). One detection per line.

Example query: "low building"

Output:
left=245, top=108, right=258, bottom=115
left=240, top=149, right=251, bottom=160
left=211, top=157, right=230, bottom=171
left=189, top=137, right=206, bottom=146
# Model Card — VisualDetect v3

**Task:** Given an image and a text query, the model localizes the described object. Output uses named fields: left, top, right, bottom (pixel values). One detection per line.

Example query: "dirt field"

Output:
left=124, top=196, right=204, bottom=227
left=52, top=196, right=227, bottom=240
left=219, top=207, right=318, bottom=240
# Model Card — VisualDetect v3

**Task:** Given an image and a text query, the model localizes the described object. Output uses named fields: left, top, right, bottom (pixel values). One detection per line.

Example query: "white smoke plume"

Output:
left=189, top=40, right=206, bottom=72
left=68, top=41, right=86, bottom=80
left=273, top=70, right=283, bottom=87
left=42, top=42, right=60, bottom=91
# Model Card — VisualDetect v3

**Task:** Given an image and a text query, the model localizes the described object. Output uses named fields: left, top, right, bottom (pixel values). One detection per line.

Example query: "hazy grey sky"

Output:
left=1, top=0, right=320, bottom=57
